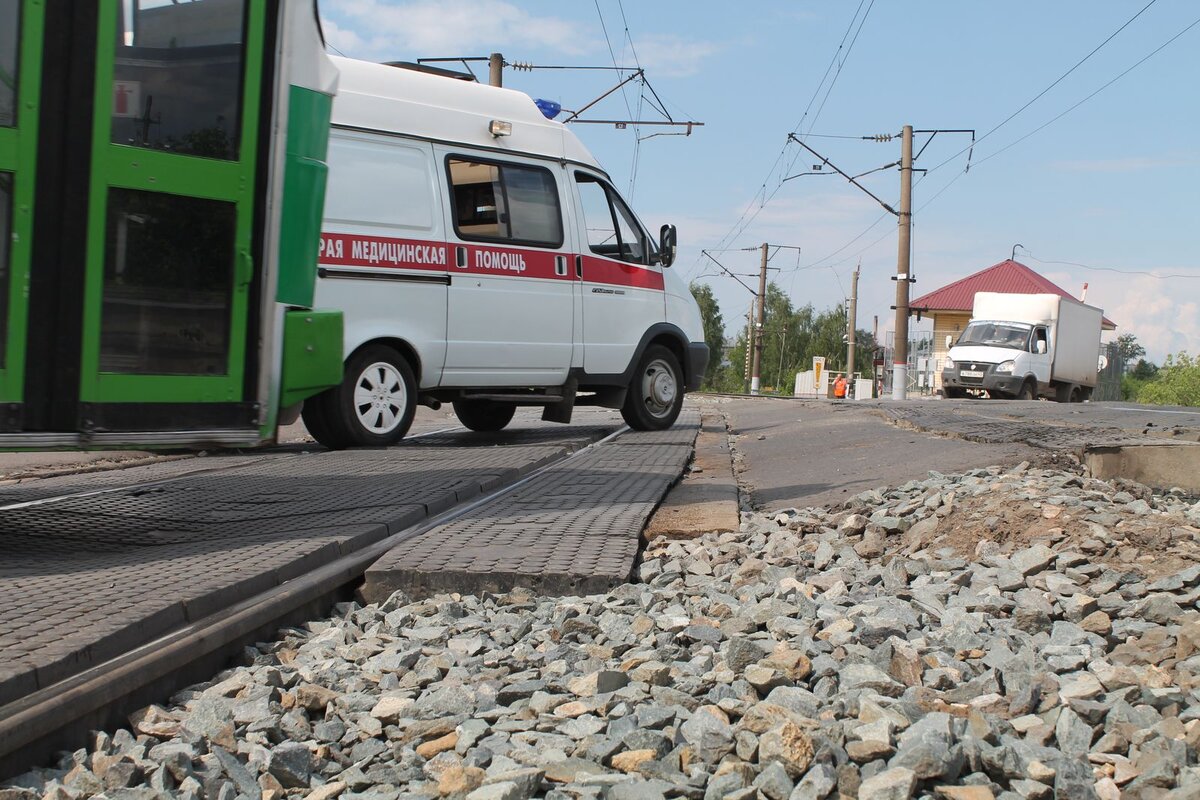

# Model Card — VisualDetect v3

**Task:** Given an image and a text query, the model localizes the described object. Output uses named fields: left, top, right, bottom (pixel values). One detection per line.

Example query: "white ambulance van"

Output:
left=302, top=58, right=709, bottom=448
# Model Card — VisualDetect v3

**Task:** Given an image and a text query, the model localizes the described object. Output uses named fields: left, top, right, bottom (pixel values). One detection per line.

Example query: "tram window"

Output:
left=0, top=0, right=17, bottom=128
left=112, top=0, right=247, bottom=160
left=100, top=188, right=235, bottom=376
left=0, top=173, right=10, bottom=365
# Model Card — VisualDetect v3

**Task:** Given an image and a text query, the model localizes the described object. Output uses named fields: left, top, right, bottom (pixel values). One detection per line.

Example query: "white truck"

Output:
left=941, top=292, right=1103, bottom=402
left=301, top=58, right=708, bottom=448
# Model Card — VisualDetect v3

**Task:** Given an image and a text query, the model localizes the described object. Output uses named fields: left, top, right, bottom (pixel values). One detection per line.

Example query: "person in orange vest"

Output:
left=833, top=373, right=848, bottom=399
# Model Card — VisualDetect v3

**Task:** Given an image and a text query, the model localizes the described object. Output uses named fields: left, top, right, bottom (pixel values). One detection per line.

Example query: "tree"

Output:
left=1138, top=352, right=1200, bottom=408
left=1116, top=333, right=1146, bottom=372
left=1131, top=359, right=1158, bottom=380
left=688, top=282, right=726, bottom=389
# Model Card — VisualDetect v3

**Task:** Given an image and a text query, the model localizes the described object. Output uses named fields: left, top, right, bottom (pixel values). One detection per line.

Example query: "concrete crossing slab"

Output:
left=362, top=410, right=701, bottom=603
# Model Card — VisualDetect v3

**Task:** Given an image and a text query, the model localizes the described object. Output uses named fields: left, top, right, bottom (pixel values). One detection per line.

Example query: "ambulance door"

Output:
left=316, top=131, right=448, bottom=387
left=571, top=170, right=665, bottom=376
left=438, top=150, right=574, bottom=387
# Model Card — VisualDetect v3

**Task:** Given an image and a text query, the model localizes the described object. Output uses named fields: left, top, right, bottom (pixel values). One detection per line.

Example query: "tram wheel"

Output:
left=303, top=344, right=417, bottom=449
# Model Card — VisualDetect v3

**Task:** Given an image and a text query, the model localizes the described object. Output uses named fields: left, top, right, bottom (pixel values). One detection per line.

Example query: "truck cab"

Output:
left=942, top=320, right=1050, bottom=399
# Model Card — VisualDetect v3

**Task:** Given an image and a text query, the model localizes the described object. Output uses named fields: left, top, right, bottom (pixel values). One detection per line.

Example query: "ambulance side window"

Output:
left=574, top=172, right=648, bottom=265
left=447, top=157, right=562, bottom=247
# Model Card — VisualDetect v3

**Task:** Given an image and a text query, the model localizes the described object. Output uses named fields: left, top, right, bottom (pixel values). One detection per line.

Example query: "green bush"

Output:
left=1137, top=352, right=1200, bottom=408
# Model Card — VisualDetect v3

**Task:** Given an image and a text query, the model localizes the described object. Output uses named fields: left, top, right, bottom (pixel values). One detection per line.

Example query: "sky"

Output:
left=320, top=0, right=1200, bottom=364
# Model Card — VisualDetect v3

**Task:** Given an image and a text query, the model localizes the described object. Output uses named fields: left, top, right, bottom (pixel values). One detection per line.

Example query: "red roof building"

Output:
left=911, top=259, right=1115, bottom=393
left=911, top=259, right=1116, bottom=329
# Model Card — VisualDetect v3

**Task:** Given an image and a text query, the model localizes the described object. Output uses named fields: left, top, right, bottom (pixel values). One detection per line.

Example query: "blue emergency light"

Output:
left=534, top=99, right=561, bottom=120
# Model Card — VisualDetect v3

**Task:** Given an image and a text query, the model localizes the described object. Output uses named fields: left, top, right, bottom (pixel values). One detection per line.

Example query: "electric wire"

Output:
left=913, top=11, right=1198, bottom=217
left=1023, top=252, right=1200, bottom=280
left=697, top=0, right=877, bottom=268
left=617, top=0, right=645, bottom=200
left=926, top=0, right=1160, bottom=175
left=593, top=0, right=635, bottom=121
left=971, top=13, right=1200, bottom=170
left=804, top=3, right=1188, bottom=291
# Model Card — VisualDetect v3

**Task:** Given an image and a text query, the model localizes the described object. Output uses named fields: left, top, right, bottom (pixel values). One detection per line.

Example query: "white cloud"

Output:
left=1091, top=276, right=1200, bottom=363
left=627, top=34, right=724, bottom=78
left=322, top=0, right=592, bottom=61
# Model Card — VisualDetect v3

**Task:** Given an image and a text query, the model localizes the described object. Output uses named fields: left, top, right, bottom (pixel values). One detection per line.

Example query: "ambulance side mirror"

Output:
left=945, top=335, right=953, bottom=349
left=658, top=224, right=677, bottom=268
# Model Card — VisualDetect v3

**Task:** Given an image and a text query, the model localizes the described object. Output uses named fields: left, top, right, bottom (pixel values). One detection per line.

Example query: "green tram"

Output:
left=0, top=0, right=342, bottom=449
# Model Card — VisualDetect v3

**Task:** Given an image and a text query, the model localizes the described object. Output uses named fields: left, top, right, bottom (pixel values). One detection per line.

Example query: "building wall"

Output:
left=931, top=312, right=971, bottom=392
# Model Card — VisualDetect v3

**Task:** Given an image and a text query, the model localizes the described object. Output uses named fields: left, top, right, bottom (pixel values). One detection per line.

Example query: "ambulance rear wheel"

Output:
left=453, top=399, right=516, bottom=432
left=303, top=345, right=417, bottom=449
left=621, top=345, right=684, bottom=431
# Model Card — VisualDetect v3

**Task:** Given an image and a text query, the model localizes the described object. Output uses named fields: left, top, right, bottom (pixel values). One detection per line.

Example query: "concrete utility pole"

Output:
left=489, top=53, right=504, bottom=87
left=743, top=305, right=754, bottom=393
left=892, top=124, right=914, bottom=401
left=749, top=243, right=769, bottom=395
left=847, top=264, right=859, bottom=386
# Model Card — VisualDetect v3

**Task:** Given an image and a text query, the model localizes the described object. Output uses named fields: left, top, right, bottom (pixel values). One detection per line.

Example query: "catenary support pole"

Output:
left=847, top=264, right=859, bottom=392
left=892, top=124, right=913, bottom=400
left=489, top=53, right=503, bottom=87
left=743, top=305, right=754, bottom=394
left=749, top=243, right=769, bottom=395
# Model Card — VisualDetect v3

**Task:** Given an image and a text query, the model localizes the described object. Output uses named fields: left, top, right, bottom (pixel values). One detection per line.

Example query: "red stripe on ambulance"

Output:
left=319, top=232, right=664, bottom=291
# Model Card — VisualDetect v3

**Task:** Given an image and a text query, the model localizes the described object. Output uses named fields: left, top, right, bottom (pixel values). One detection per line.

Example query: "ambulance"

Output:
left=301, top=58, right=709, bottom=448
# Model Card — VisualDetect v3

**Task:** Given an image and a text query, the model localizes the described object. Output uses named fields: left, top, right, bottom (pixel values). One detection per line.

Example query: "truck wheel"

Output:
left=302, top=344, right=417, bottom=449
left=1017, top=380, right=1036, bottom=401
left=621, top=345, right=684, bottom=431
left=453, top=399, right=516, bottom=432
left=1055, top=383, right=1076, bottom=403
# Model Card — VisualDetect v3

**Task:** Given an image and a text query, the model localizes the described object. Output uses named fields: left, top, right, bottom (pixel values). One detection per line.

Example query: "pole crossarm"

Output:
left=786, top=134, right=898, bottom=216
left=700, top=251, right=758, bottom=297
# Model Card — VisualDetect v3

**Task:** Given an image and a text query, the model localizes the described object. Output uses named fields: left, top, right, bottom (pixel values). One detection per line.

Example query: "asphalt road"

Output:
left=713, top=396, right=1042, bottom=512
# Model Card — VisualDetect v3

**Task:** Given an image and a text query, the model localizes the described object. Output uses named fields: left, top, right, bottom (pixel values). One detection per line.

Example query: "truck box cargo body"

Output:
left=303, top=58, right=708, bottom=448
left=941, top=292, right=1103, bottom=402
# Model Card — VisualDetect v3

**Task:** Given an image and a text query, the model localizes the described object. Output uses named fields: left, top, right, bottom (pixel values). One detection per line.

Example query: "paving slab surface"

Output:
left=0, top=409, right=629, bottom=709
left=363, top=409, right=700, bottom=602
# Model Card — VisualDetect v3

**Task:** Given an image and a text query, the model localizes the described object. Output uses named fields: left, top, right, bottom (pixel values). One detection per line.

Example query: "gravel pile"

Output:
left=5, top=463, right=1200, bottom=800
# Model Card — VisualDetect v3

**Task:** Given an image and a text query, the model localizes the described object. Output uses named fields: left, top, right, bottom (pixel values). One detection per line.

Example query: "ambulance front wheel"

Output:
left=302, top=345, right=417, bottom=449
left=453, top=399, right=516, bottom=432
left=621, top=344, right=684, bottom=431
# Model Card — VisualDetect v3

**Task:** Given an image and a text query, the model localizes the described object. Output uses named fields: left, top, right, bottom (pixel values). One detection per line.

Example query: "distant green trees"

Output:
left=691, top=280, right=875, bottom=394
left=1136, top=352, right=1200, bottom=407
left=1113, top=333, right=1199, bottom=407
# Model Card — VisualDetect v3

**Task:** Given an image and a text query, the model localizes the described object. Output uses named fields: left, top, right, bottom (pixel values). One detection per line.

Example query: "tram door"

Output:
left=2, top=0, right=272, bottom=438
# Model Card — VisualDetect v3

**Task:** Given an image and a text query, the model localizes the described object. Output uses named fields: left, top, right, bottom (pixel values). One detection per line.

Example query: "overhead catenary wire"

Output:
left=912, top=11, right=1199, bottom=217
left=926, top=0, right=1161, bottom=175
left=1023, top=252, right=1200, bottom=280
left=792, top=4, right=1189, bottom=291
left=695, top=0, right=877, bottom=269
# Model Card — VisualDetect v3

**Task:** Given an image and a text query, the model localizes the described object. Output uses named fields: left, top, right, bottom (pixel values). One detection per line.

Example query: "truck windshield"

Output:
left=957, top=322, right=1031, bottom=349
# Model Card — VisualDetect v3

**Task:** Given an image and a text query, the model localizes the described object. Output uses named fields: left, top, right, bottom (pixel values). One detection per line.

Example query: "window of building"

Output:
left=447, top=157, right=562, bottom=247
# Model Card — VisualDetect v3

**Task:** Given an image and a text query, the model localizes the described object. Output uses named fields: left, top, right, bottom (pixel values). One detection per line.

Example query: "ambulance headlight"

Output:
left=996, top=361, right=1016, bottom=373
left=944, top=358, right=955, bottom=369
